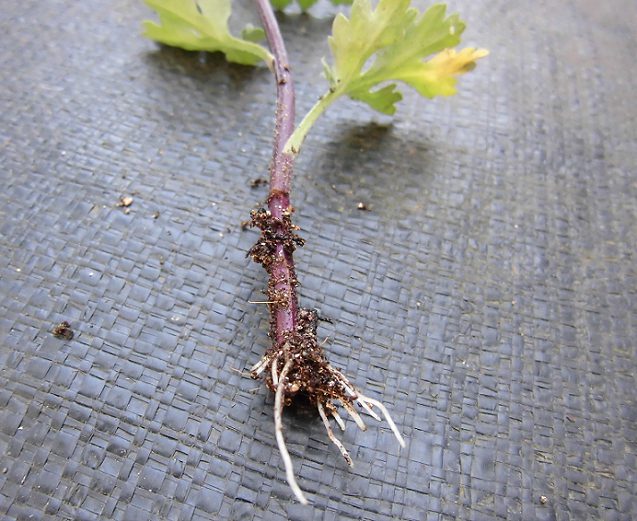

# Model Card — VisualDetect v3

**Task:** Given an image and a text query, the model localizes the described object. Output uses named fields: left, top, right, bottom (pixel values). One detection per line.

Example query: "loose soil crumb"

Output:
left=240, top=219, right=251, bottom=230
left=250, top=178, right=268, bottom=188
left=117, top=196, right=134, bottom=208
left=52, top=321, right=74, bottom=340
left=248, top=208, right=304, bottom=272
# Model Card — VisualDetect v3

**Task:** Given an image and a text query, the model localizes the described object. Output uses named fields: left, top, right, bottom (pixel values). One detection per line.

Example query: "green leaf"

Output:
left=143, top=0, right=273, bottom=66
left=284, top=0, right=487, bottom=153
left=270, top=0, right=294, bottom=9
left=349, top=83, right=403, bottom=115
left=324, top=0, right=488, bottom=113
left=271, top=0, right=351, bottom=12
left=297, top=0, right=320, bottom=10
left=241, top=24, right=266, bottom=43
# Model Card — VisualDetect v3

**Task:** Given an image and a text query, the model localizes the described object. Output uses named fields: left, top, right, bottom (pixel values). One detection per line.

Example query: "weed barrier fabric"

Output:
left=0, top=0, right=636, bottom=519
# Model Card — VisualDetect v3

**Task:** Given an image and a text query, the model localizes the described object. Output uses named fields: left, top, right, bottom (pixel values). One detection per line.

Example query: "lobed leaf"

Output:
left=143, top=0, right=272, bottom=66
left=324, top=0, right=488, bottom=114
left=271, top=0, right=353, bottom=12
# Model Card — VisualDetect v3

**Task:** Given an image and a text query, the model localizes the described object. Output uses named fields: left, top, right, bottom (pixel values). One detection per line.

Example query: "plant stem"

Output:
left=251, top=2, right=406, bottom=505
left=254, top=0, right=299, bottom=343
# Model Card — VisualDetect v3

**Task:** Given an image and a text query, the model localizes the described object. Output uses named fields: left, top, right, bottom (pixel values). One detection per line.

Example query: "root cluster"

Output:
left=250, top=308, right=405, bottom=504
left=248, top=207, right=405, bottom=504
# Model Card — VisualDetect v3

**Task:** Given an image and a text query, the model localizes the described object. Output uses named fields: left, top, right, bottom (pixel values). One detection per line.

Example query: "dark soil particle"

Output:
left=247, top=208, right=304, bottom=271
left=52, top=321, right=74, bottom=340
left=250, top=178, right=268, bottom=188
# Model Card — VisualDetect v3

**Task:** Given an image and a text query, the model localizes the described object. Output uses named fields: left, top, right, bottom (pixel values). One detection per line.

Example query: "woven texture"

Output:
left=1, top=0, right=636, bottom=519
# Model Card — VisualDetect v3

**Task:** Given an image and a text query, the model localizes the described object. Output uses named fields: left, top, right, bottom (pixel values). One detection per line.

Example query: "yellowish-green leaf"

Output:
left=143, top=0, right=272, bottom=66
left=270, top=0, right=294, bottom=10
left=271, top=0, right=352, bottom=12
left=285, top=1, right=487, bottom=153
left=324, top=0, right=488, bottom=114
left=392, top=47, right=489, bottom=98
left=241, top=24, right=266, bottom=43
left=297, top=0, right=319, bottom=10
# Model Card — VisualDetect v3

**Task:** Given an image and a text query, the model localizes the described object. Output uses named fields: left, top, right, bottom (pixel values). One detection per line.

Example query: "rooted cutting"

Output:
left=143, top=0, right=486, bottom=504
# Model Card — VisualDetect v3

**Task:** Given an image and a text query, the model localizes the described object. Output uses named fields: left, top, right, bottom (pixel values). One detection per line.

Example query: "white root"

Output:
left=341, top=400, right=367, bottom=431
left=328, top=367, right=402, bottom=443
left=327, top=366, right=357, bottom=397
left=357, top=394, right=406, bottom=448
left=318, top=402, right=353, bottom=467
left=274, top=359, right=308, bottom=505
left=357, top=397, right=381, bottom=421
left=260, top=351, right=405, bottom=504
left=271, top=356, right=280, bottom=386
left=339, top=380, right=357, bottom=398
left=250, top=354, right=271, bottom=377
left=331, top=409, right=346, bottom=431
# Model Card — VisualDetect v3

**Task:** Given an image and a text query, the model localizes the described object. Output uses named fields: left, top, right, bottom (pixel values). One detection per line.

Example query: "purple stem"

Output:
left=255, top=0, right=299, bottom=342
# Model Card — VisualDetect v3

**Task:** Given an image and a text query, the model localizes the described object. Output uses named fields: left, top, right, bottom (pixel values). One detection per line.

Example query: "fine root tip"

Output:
left=342, top=401, right=367, bottom=431
left=358, top=398, right=381, bottom=422
left=327, top=366, right=357, bottom=397
left=318, top=402, right=353, bottom=467
left=291, top=482, right=309, bottom=505
left=250, top=354, right=271, bottom=377
left=332, top=410, right=346, bottom=431
left=359, top=394, right=406, bottom=448
left=275, top=360, right=308, bottom=504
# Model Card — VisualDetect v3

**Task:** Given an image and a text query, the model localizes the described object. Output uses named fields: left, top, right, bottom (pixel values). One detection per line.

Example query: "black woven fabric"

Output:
left=1, top=0, right=636, bottom=519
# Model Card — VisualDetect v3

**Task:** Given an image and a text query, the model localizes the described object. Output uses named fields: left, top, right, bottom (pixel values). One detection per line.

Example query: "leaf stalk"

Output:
left=284, top=89, right=340, bottom=154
